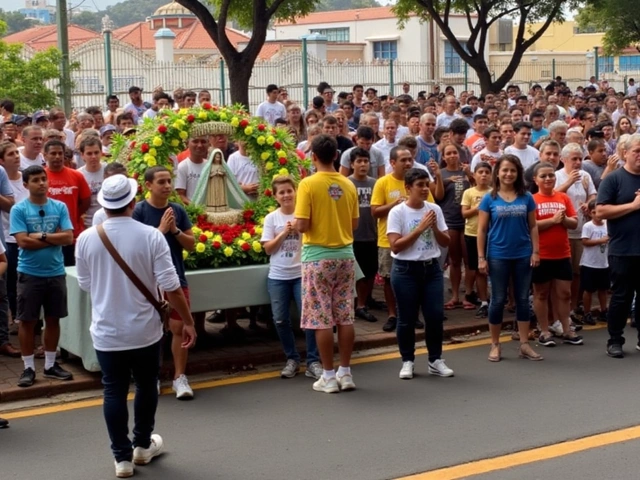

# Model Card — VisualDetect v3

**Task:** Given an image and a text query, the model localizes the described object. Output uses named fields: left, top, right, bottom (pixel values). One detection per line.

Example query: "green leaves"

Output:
left=577, top=0, right=638, bottom=55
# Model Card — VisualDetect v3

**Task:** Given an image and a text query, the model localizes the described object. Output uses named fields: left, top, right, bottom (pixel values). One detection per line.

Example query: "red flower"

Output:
left=241, top=243, right=250, bottom=252
left=257, top=124, right=266, bottom=131
left=212, top=241, right=221, bottom=249
left=239, top=119, right=249, bottom=128
left=140, top=143, right=150, bottom=153
left=186, top=114, right=195, bottom=123
left=158, top=125, right=167, bottom=134
left=202, top=103, right=212, bottom=110
left=133, top=172, right=139, bottom=180
left=249, top=228, right=255, bottom=236
left=264, top=188, right=272, bottom=197
left=279, top=158, right=287, bottom=165
left=199, top=234, right=208, bottom=242
left=137, top=185, right=142, bottom=194
left=273, top=141, right=282, bottom=150
left=222, top=234, right=234, bottom=244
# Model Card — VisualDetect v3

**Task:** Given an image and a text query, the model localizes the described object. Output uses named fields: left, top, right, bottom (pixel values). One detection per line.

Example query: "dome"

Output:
left=153, top=1, right=195, bottom=17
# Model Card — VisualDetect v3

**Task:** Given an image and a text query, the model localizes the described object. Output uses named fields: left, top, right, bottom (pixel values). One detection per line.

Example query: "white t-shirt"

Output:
left=387, top=201, right=448, bottom=261
left=92, top=208, right=107, bottom=226
left=261, top=210, right=301, bottom=280
left=175, top=158, right=205, bottom=201
left=554, top=169, right=597, bottom=239
left=255, top=100, right=286, bottom=125
left=373, top=138, right=398, bottom=173
left=227, top=152, right=259, bottom=186
left=79, top=164, right=105, bottom=227
left=64, top=128, right=75, bottom=150
left=2, top=177, right=28, bottom=244
left=436, top=112, right=458, bottom=128
left=504, top=145, right=539, bottom=170
left=628, top=84, right=639, bottom=97
left=19, top=150, right=45, bottom=171
left=580, top=220, right=608, bottom=269
left=470, top=148, right=502, bottom=171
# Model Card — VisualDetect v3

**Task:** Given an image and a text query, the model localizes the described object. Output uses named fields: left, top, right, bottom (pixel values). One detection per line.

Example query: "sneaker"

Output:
left=570, top=311, right=584, bottom=325
left=336, top=373, right=356, bottom=391
left=114, top=460, right=134, bottom=478
left=570, top=321, right=583, bottom=332
left=466, top=292, right=480, bottom=305
left=172, top=374, right=194, bottom=400
left=367, top=298, right=387, bottom=311
left=280, top=359, right=299, bottom=379
left=415, top=318, right=425, bottom=329
left=305, top=362, right=322, bottom=379
left=428, top=359, right=454, bottom=377
left=538, top=333, right=556, bottom=347
left=43, top=362, right=73, bottom=381
left=17, top=367, right=35, bottom=387
left=382, top=316, right=397, bottom=332
left=399, top=361, right=414, bottom=379
left=582, top=312, right=596, bottom=326
left=607, top=343, right=624, bottom=358
left=355, top=307, right=377, bottom=322
left=312, top=376, right=339, bottom=393
left=549, top=320, right=564, bottom=337
left=133, top=434, right=164, bottom=465
left=475, top=304, right=489, bottom=318
left=563, top=335, right=584, bottom=345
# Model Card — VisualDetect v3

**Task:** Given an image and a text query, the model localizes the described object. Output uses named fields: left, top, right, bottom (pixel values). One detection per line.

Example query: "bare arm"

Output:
left=339, top=166, right=351, bottom=177
left=582, top=236, right=608, bottom=246
left=371, top=200, right=401, bottom=219
left=174, top=227, right=195, bottom=251
left=377, top=164, right=386, bottom=178
left=561, top=215, right=578, bottom=230
left=0, top=195, right=14, bottom=213
left=176, top=189, right=190, bottom=205
left=263, top=228, right=290, bottom=255
left=461, top=204, right=478, bottom=219
left=433, top=171, right=445, bottom=201
left=16, top=230, right=73, bottom=250
left=528, top=210, right=540, bottom=256
left=597, top=196, right=640, bottom=220
left=296, top=218, right=310, bottom=233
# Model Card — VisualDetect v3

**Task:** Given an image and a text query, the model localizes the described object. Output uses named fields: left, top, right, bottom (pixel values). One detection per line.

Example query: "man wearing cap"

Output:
left=32, top=111, right=49, bottom=129
left=124, top=86, right=151, bottom=124
left=75, top=174, right=196, bottom=478
left=255, top=84, right=286, bottom=126
left=100, top=124, right=117, bottom=155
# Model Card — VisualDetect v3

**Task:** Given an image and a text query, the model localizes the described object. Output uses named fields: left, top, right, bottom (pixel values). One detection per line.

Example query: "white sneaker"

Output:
left=157, top=380, right=161, bottom=395
left=399, top=361, right=414, bottom=379
left=114, top=460, right=134, bottom=478
left=549, top=320, right=564, bottom=337
left=312, top=376, right=340, bottom=393
left=336, top=373, right=356, bottom=391
left=428, top=359, right=454, bottom=377
left=133, top=434, right=164, bottom=465
left=172, top=374, right=194, bottom=400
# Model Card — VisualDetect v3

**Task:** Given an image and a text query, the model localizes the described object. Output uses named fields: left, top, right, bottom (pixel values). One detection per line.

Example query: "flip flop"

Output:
left=462, top=301, right=476, bottom=310
left=444, top=300, right=462, bottom=310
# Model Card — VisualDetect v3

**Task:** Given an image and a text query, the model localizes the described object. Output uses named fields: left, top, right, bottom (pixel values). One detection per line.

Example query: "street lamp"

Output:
left=102, top=15, right=115, bottom=97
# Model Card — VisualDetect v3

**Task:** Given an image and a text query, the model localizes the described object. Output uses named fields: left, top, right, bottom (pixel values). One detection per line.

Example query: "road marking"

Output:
left=3, top=324, right=604, bottom=420
left=394, top=423, right=640, bottom=479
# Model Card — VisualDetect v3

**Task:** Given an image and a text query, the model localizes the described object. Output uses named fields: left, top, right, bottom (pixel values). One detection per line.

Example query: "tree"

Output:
left=71, top=11, right=103, bottom=32
left=393, top=0, right=579, bottom=94
left=175, top=0, right=322, bottom=109
left=576, top=0, right=636, bottom=55
left=315, top=0, right=381, bottom=11
left=104, top=0, right=169, bottom=29
left=0, top=10, right=38, bottom=35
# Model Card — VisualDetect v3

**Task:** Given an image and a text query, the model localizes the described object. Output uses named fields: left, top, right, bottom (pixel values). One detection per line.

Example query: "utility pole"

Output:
left=56, top=0, right=72, bottom=115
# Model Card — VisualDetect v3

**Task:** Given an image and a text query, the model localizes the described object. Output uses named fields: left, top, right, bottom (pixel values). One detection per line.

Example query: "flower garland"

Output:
left=110, top=104, right=308, bottom=269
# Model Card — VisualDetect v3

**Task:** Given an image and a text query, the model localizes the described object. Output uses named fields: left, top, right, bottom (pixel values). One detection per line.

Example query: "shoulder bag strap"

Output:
left=96, top=224, right=163, bottom=311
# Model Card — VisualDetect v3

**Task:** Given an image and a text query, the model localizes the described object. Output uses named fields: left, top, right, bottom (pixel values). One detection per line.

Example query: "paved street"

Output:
left=3, top=327, right=640, bottom=480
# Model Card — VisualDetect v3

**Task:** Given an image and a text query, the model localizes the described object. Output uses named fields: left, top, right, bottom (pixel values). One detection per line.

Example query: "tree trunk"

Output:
left=468, top=48, right=526, bottom=95
left=474, top=66, right=494, bottom=95
left=226, top=56, right=252, bottom=109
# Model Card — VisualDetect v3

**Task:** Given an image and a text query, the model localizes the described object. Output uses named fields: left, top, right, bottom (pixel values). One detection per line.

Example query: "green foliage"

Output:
left=71, top=11, right=103, bottom=32
left=314, top=0, right=381, bottom=12
left=576, top=0, right=636, bottom=55
left=0, top=10, right=38, bottom=36
left=103, top=0, right=169, bottom=28
left=210, top=0, right=322, bottom=30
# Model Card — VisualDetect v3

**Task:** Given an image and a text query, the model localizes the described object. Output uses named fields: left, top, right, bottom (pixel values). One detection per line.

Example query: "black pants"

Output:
left=607, top=255, right=640, bottom=346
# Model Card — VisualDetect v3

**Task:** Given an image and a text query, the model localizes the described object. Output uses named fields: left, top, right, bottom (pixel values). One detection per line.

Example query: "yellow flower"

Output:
left=236, top=239, right=246, bottom=246
left=257, top=136, right=266, bottom=145
left=219, top=112, right=227, bottom=120
left=179, top=108, right=188, bottom=115
left=148, top=148, right=157, bottom=157
left=261, top=152, right=270, bottom=161
left=182, top=250, right=189, bottom=260
left=230, top=117, right=239, bottom=127
left=277, top=150, right=287, bottom=158
left=258, top=217, right=265, bottom=225
left=265, top=161, right=274, bottom=171
left=147, top=157, right=157, bottom=167
left=266, top=135, right=275, bottom=145
left=255, top=226, right=263, bottom=234
left=192, top=226, right=202, bottom=235
left=172, top=122, right=182, bottom=130
left=171, top=139, right=180, bottom=147
left=252, top=241, right=262, bottom=253
left=241, top=232, right=251, bottom=240
left=267, top=206, right=275, bottom=213
left=196, top=242, right=206, bottom=253
left=205, top=231, right=213, bottom=239
left=272, top=174, right=280, bottom=180
left=278, top=168, right=289, bottom=175
left=152, top=136, right=163, bottom=147
left=223, top=246, right=233, bottom=257
left=143, top=153, right=154, bottom=163
left=244, top=126, right=253, bottom=135
left=179, top=131, right=189, bottom=140
left=213, top=234, right=222, bottom=242
left=166, top=163, right=173, bottom=172
left=144, top=191, right=151, bottom=199
left=198, top=111, right=208, bottom=120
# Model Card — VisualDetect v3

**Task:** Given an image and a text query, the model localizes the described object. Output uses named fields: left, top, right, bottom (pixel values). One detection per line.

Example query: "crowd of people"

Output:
left=1, top=76, right=640, bottom=478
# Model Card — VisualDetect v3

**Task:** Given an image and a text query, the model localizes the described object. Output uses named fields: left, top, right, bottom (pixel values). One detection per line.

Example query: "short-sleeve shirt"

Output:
left=533, top=191, right=576, bottom=260
left=261, top=209, right=301, bottom=280
left=10, top=198, right=73, bottom=277
left=294, top=171, right=358, bottom=247
left=255, top=101, right=286, bottom=125
left=479, top=192, right=536, bottom=260
left=582, top=160, right=606, bottom=189
left=46, top=167, right=91, bottom=238
left=416, top=136, right=439, bottom=165
left=437, top=169, right=470, bottom=230
left=580, top=220, right=609, bottom=268
left=387, top=201, right=448, bottom=261
left=340, top=146, right=384, bottom=178
left=132, top=201, right=192, bottom=287
left=596, top=167, right=640, bottom=256
left=0, top=166, right=15, bottom=246
left=554, top=169, right=597, bottom=239
left=349, top=176, right=377, bottom=242
left=78, top=164, right=105, bottom=227
left=461, top=186, right=490, bottom=236
left=175, top=159, right=205, bottom=201
left=504, top=145, right=540, bottom=170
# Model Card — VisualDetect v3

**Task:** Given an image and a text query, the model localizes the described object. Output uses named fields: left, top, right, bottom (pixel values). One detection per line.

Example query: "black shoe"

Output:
left=570, top=312, right=584, bottom=326
left=582, top=312, right=596, bottom=326
left=355, top=307, right=377, bottom=323
left=607, top=343, right=624, bottom=358
left=0, top=417, right=8, bottom=428
left=382, top=316, right=397, bottom=332
left=17, top=368, right=36, bottom=387
left=538, top=333, right=557, bottom=347
left=43, top=362, right=73, bottom=381
left=475, top=304, right=488, bottom=318
left=465, top=292, right=480, bottom=306
left=415, top=318, right=425, bottom=329
left=563, top=334, right=584, bottom=345
left=367, top=298, right=387, bottom=311
left=206, top=310, right=226, bottom=324
left=570, top=321, right=583, bottom=332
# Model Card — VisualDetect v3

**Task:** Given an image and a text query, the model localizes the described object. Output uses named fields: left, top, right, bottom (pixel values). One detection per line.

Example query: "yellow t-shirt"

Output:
left=295, top=172, right=359, bottom=247
left=371, top=174, right=434, bottom=248
left=460, top=186, right=490, bottom=236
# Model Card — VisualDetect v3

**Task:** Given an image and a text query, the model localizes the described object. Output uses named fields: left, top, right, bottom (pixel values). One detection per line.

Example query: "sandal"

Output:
left=462, top=300, right=476, bottom=310
left=444, top=300, right=462, bottom=310
left=488, top=343, right=501, bottom=362
left=519, top=342, right=543, bottom=361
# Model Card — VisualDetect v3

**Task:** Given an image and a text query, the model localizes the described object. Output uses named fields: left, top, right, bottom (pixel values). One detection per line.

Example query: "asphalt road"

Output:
left=3, top=327, right=640, bottom=480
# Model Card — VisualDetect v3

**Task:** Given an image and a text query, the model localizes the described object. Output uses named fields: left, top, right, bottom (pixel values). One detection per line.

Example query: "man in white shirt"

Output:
left=374, top=119, right=399, bottom=173
left=470, top=126, right=502, bottom=171
left=175, top=135, right=209, bottom=204
left=49, top=107, right=75, bottom=150
left=77, top=137, right=105, bottom=228
left=505, top=121, right=540, bottom=170
left=19, top=126, right=45, bottom=170
left=339, top=125, right=386, bottom=179
left=75, top=174, right=196, bottom=478
left=628, top=78, right=638, bottom=97
left=255, top=84, right=286, bottom=125
left=436, top=96, right=459, bottom=128
left=227, top=142, right=259, bottom=201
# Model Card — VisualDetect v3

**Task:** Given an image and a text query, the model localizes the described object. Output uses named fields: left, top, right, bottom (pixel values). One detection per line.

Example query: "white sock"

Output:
left=481, top=301, right=488, bottom=307
left=322, top=369, right=336, bottom=380
left=44, top=351, right=56, bottom=370
left=22, top=354, right=35, bottom=371
left=337, top=366, right=351, bottom=377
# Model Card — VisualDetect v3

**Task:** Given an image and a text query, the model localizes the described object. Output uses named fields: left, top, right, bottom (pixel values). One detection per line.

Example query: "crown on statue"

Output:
left=190, top=121, right=234, bottom=139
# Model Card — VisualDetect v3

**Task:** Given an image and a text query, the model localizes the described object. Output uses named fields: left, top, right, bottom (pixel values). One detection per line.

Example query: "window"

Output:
left=444, top=40, right=462, bottom=74
left=573, top=26, right=603, bottom=34
left=598, top=56, right=614, bottom=73
left=373, top=40, right=397, bottom=60
left=309, top=27, right=349, bottom=42
left=619, top=55, right=640, bottom=72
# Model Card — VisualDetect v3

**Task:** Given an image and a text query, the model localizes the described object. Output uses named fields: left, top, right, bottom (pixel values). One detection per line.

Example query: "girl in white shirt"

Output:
left=386, top=168, right=453, bottom=380
left=261, top=176, right=320, bottom=380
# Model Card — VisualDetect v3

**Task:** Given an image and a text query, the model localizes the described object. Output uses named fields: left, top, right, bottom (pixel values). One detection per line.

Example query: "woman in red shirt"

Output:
left=532, top=162, right=583, bottom=346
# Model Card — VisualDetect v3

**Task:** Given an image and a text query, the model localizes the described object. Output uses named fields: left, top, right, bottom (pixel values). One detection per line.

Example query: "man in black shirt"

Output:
left=321, top=115, right=354, bottom=171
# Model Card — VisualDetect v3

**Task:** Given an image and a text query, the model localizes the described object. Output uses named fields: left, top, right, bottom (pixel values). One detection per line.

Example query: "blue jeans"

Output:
left=96, top=341, right=161, bottom=463
left=267, top=277, right=319, bottom=365
left=390, top=259, right=444, bottom=362
left=488, top=257, right=532, bottom=325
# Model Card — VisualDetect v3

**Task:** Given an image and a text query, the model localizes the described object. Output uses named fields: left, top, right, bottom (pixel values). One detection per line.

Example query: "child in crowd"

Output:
left=261, top=176, right=321, bottom=380
left=580, top=199, right=609, bottom=325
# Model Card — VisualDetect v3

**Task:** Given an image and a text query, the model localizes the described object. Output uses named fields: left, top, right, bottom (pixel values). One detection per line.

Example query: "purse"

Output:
left=97, top=224, right=173, bottom=329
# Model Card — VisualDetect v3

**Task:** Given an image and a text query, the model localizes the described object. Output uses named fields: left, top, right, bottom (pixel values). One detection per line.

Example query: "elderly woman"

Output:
left=544, top=105, right=560, bottom=128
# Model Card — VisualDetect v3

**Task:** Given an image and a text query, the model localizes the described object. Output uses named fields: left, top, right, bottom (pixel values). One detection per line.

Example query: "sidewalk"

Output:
left=0, top=297, right=501, bottom=403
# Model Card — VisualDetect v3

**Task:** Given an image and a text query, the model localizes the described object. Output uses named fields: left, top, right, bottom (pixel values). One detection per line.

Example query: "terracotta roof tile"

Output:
left=4, top=24, right=100, bottom=51
left=275, top=6, right=413, bottom=26
left=257, top=43, right=281, bottom=60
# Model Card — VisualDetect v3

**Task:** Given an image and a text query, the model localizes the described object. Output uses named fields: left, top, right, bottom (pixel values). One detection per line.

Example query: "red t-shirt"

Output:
left=533, top=191, right=576, bottom=260
left=46, top=167, right=91, bottom=238
left=177, top=149, right=190, bottom=162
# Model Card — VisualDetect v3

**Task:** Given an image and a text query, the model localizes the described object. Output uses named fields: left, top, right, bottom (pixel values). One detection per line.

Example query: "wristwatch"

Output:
left=40, top=232, right=47, bottom=242
left=172, top=229, right=181, bottom=236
